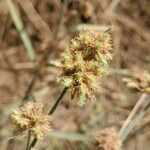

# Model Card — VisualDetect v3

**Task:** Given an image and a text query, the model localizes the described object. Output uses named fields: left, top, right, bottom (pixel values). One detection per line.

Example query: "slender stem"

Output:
left=28, top=138, right=37, bottom=150
left=118, top=93, right=148, bottom=139
left=26, top=130, right=31, bottom=150
left=48, top=86, right=68, bottom=115
left=28, top=86, right=68, bottom=150
left=23, top=71, right=37, bottom=102
left=119, top=96, right=150, bottom=142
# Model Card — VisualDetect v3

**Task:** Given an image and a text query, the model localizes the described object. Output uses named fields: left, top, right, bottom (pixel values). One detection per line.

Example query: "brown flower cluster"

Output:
left=123, top=69, right=150, bottom=93
left=11, top=102, right=52, bottom=140
left=95, top=127, right=120, bottom=150
left=51, top=30, right=113, bottom=105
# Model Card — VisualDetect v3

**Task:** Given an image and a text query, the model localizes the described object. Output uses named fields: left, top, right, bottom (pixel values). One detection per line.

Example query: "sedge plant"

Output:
left=11, top=29, right=114, bottom=150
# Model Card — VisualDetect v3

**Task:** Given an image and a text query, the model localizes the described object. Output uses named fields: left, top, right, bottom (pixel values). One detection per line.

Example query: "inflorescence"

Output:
left=51, top=30, right=113, bottom=106
left=95, top=127, right=121, bottom=150
left=123, top=69, right=150, bottom=94
left=11, top=102, right=52, bottom=140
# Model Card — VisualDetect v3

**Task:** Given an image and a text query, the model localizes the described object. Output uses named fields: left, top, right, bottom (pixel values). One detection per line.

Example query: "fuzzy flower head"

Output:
left=123, top=69, right=150, bottom=93
left=95, top=127, right=121, bottom=150
left=51, top=30, right=113, bottom=106
left=11, top=102, right=52, bottom=140
left=70, top=30, right=113, bottom=62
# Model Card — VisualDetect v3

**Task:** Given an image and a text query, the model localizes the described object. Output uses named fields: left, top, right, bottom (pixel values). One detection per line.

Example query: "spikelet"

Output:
left=11, top=102, right=52, bottom=140
left=123, top=69, right=150, bottom=93
left=51, top=30, right=113, bottom=105
left=70, top=30, right=113, bottom=62
left=95, top=127, right=121, bottom=150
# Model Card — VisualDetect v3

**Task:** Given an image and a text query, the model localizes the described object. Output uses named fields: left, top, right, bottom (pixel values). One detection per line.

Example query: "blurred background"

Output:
left=0, top=0, right=150, bottom=149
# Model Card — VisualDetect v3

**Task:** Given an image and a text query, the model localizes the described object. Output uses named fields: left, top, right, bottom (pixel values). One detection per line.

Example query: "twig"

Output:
left=28, top=86, right=69, bottom=149
left=118, top=93, right=148, bottom=139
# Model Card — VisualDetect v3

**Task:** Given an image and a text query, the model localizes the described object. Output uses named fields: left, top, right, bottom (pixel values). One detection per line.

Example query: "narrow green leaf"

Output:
left=51, top=131, right=92, bottom=141
left=7, top=0, right=36, bottom=62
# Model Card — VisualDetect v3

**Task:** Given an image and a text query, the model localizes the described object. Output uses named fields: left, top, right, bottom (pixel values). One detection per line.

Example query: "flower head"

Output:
left=123, top=69, right=150, bottom=93
left=51, top=30, right=113, bottom=105
left=95, top=127, right=121, bottom=150
left=70, top=30, right=113, bottom=62
left=11, top=102, right=52, bottom=140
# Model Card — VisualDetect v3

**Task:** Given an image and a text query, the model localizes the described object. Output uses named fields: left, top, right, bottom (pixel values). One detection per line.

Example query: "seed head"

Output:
left=70, top=30, right=113, bottom=62
left=123, top=69, right=150, bottom=93
left=11, top=102, right=52, bottom=140
left=51, top=30, right=113, bottom=105
left=95, top=127, right=121, bottom=150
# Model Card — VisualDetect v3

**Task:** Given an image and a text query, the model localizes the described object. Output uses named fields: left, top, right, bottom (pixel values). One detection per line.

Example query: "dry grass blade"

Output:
left=55, top=0, right=68, bottom=38
left=113, top=13, right=150, bottom=42
left=118, top=93, right=148, bottom=139
left=51, top=131, right=91, bottom=141
left=0, top=0, right=8, bottom=43
left=121, top=109, right=145, bottom=142
left=121, top=97, right=150, bottom=142
left=1, top=0, right=150, bottom=149
left=7, top=0, right=36, bottom=62
left=18, top=0, right=52, bottom=43
left=105, top=0, right=121, bottom=15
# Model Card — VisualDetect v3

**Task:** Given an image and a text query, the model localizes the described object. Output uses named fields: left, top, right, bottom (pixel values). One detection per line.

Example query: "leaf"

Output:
left=51, top=131, right=92, bottom=141
left=7, top=0, right=36, bottom=62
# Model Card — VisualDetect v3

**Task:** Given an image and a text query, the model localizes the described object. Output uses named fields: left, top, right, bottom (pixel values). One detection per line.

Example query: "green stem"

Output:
left=26, top=130, right=31, bottom=150
left=48, top=86, right=68, bottom=115
left=28, top=86, right=68, bottom=149
left=22, top=71, right=37, bottom=102
left=7, top=0, right=36, bottom=62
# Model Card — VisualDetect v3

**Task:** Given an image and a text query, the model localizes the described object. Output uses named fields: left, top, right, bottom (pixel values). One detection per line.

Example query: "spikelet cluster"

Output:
left=95, top=127, right=120, bottom=150
left=51, top=30, right=113, bottom=105
left=123, top=69, right=150, bottom=93
left=11, top=102, right=52, bottom=140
